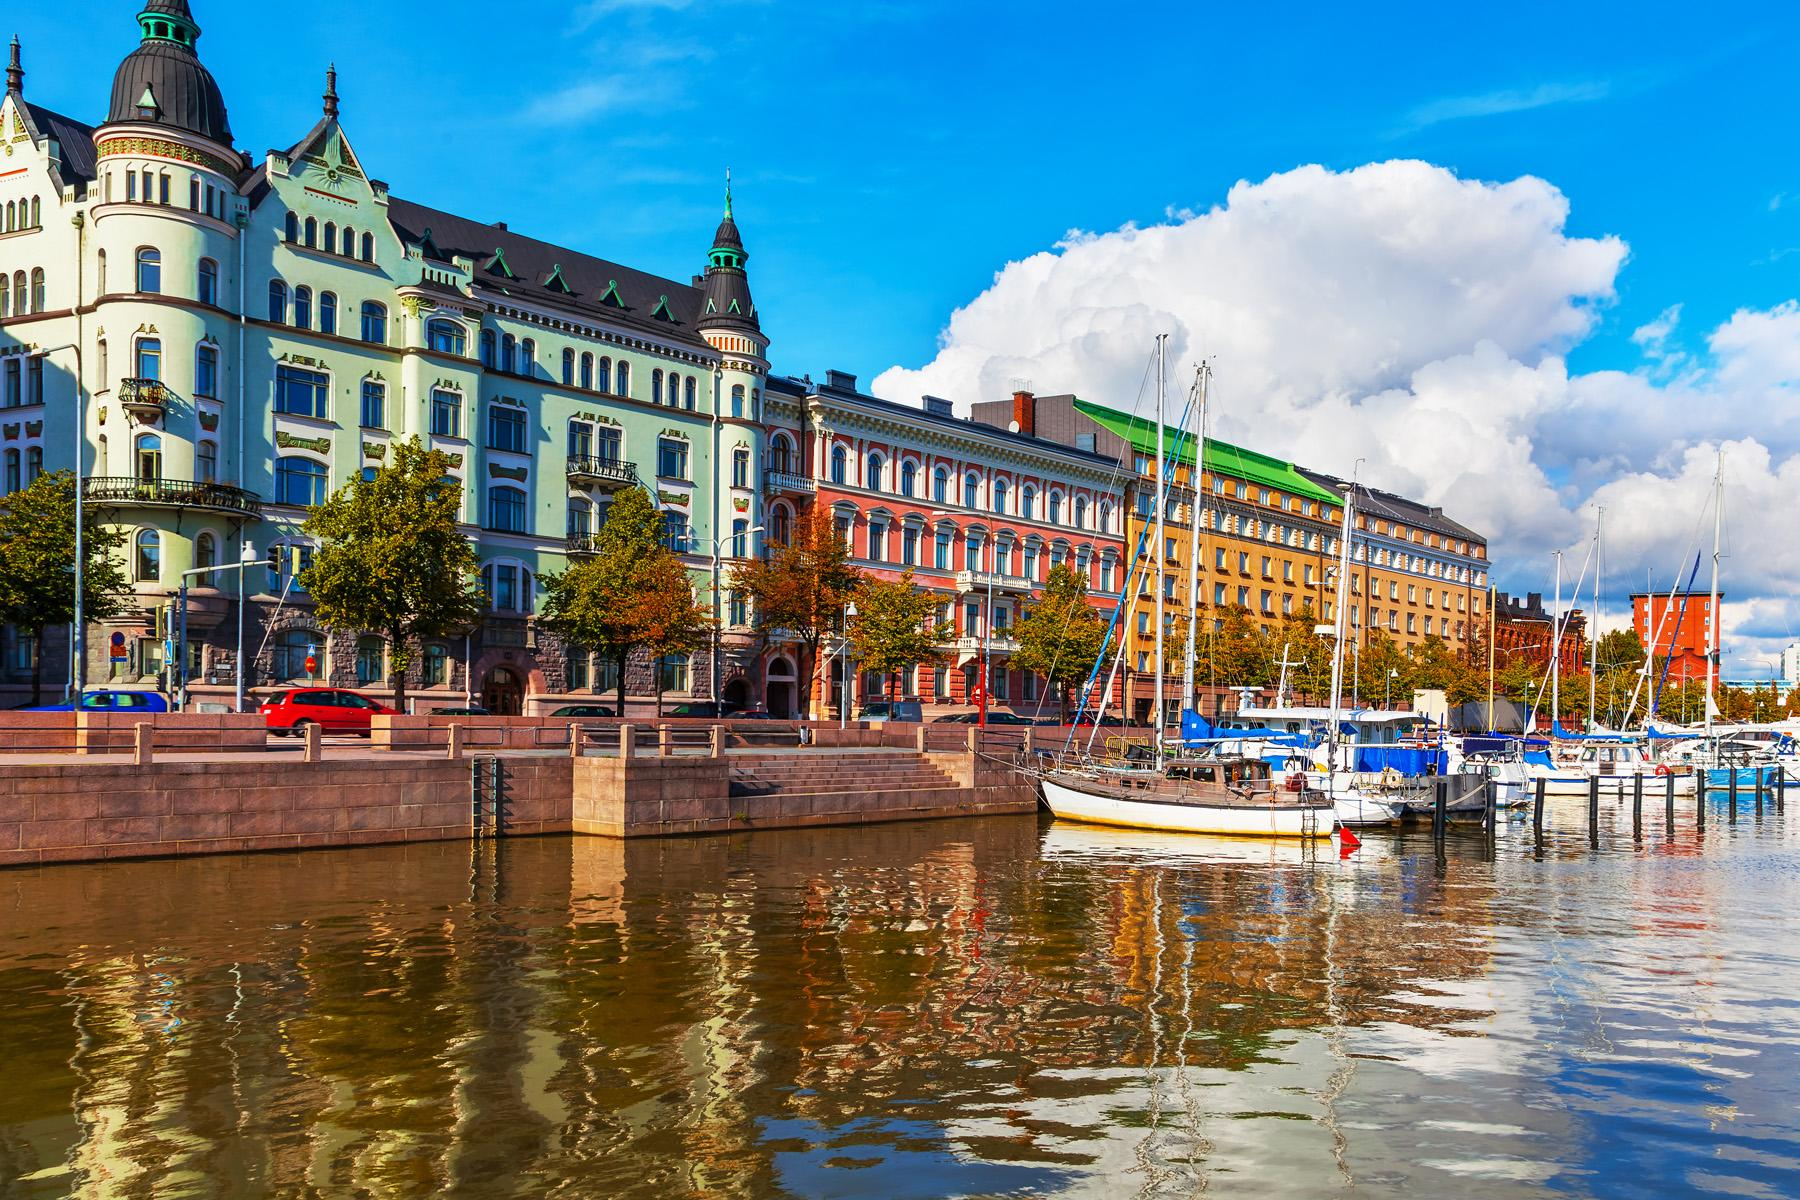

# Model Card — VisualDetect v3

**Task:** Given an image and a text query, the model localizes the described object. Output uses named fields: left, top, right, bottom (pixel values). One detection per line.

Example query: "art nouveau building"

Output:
left=0, top=1, right=767, bottom=711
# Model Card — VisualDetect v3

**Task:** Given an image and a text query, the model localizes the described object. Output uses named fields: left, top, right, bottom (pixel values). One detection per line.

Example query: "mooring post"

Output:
left=447, top=723, right=464, bottom=762
left=1665, top=771, right=1675, bottom=829
left=1755, top=766, right=1766, bottom=816
left=1533, top=776, right=1546, bottom=840
left=303, top=720, right=323, bottom=764
left=1483, top=779, right=1497, bottom=837
left=1432, top=778, right=1447, bottom=839
left=1588, top=775, right=1600, bottom=834
left=1697, top=771, right=1706, bottom=829
left=1778, top=765, right=1786, bottom=812
left=1729, top=768, right=1738, bottom=824
left=1632, top=773, right=1643, bottom=839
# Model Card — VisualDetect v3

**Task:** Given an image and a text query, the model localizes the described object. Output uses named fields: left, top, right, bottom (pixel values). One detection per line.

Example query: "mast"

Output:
left=1551, top=550, right=1562, bottom=729
left=1486, top=583, right=1496, bottom=732
left=1152, top=333, right=1168, bottom=748
left=1588, top=508, right=1602, bottom=731
left=1705, top=451, right=1722, bottom=740
left=1324, top=479, right=1357, bottom=777
left=1180, top=363, right=1208, bottom=715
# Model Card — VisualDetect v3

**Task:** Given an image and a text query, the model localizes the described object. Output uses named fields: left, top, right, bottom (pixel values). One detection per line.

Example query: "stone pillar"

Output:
left=303, top=721, right=323, bottom=763
left=447, top=723, right=464, bottom=761
left=133, top=722, right=154, bottom=766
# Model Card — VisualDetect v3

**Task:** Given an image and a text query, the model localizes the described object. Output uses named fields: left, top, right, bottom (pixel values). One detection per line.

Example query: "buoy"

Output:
left=1338, top=827, right=1362, bottom=850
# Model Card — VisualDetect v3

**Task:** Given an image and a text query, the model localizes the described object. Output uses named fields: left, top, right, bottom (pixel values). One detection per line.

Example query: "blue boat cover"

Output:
left=1351, top=745, right=1447, bottom=774
left=1524, top=749, right=1555, bottom=768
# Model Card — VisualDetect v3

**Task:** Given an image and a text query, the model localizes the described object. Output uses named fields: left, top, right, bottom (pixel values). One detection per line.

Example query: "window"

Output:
left=933, top=467, right=948, bottom=503
left=195, top=343, right=217, bottom=397
left=902, top=526, right=919, bottom=566
left=195, top=531, right=217, bottom=570
left=354, top=636, right=384, bottom=686
left=963, top=473, right=979, bottom=508
left=423, top=643, right=449, bottom=687
left=487, top=485, right=528, bottom=532
left=361, top=232, right=374, bottom=261
left=482, top=563, right=532, bottom=612
left=430, top=389, right=461, bottom=438
left=867, top=520, right=886, bottom=563
left=731, top=518, right=749, bottom=558
left=1073, top=497, right=1087, bottom=528
left=730, top=383, right=745, bottom=418
left=615, top=361, right=630, bottom=396
left=360, top=302, right=386, bottom=344
left=657, top=437, right=689, bottom=480
left=964, top=532, right=981, bottom=571
left=900, top=460, right=917, bottom=496
left=360, top=380, right=385, bottom=429
left=501, top=333, right=517, bottom=374
left=935, top=529, right=953, bottom=570
left=589, top=355, right=603, bottom=392
left=729, top=592, right=748, bottom=626
left=685, top=377, right=698, bottom=411
left=651, top=369, right=663, bottom=405
left=24, top=446, right=40, bottom=482
left=135, top=247, right=161, bottom=293
left=134, top=337, right=161, bottom=380
left=322, top=222, right=337, bottom=255
left=994, top=479, right=1008, bottom=513
left=660, top=512, right=691, bottom=553
left=658, top=654, right=690, bottom=694
left=2, top=450, right=15, bottom=493
left=319, top=291, right=337, bottom=335
left=135, top=530, right=161, bottom=582
left=567, top=420, right=593, bottom=460
left=292, top=285, right=312, bottom=329
left=1048, top=492, right=1062, bottom=524
left=597, top=425, right=621, bottom=462
left=427, top=319, right=466, bottom=356
left=276, top=456, right=328, bottom=506
left=268, top=280, right=287, bottom=323
left=830, top=446, right=847, bottom=484
left=275, top=365, right=328, bottom=418
left=732, top=446, right=750, bottom=488
left=272, top=629, right=320, bottom=681
left=284, top=211, right=299, bottom=242
left=1021, top=485, right=1035, bottom=519
left=488, top=405, right=527, bottom=453
left=192, top=257, right=218, bottom=306
left=197, top=439, right=217, bottom=482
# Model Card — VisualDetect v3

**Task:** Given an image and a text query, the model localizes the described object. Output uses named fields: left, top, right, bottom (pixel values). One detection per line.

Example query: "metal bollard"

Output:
left=1728, top=769, right=1738, bottom=823
left=304, top=720, right=323, bottom=763
left=1432, top=778, right=1447, bottom=839
left=1483, top=779, right=1497, bottom=837
left=1632, top=773, right=1643, bottom=835
left=1588, top=775, right=1600, bottom=833
left=1665, top=772, right=1675, bottom=830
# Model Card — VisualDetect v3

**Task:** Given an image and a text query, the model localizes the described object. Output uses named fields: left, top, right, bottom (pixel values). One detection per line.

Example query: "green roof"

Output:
left=1071, top=397, right=1341, bottom=508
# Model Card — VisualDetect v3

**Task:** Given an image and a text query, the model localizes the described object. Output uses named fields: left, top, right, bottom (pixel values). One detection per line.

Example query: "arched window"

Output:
left=303, top=217, right=317, bottom=247
left=1021, top=485, right=1036, bottom=519
left=267, top=279, right=287, bottom=323
left=731, top=518, right=749, bottom=557
left=135, top=247, right=161, bottom=293
left=135, top=530, right=160, bottom=582
left=29, top=268, right=43, bottom=313
left=272, top=629, right=321, bottom=681
left=292, top=285, right=312, bottom=328
left=562, top=348, right=575, bottom=385
left=427, top=319, right=466, bottom=356
left=197, top=438, right=218, bottom=481
left=360, top=301, right=386, bottom=344
left=195, top=531, right=218, bottom=570
left=322, top=222, right=337, bottom=254
left=197, top=257, right=218, bottom=306
left=866, top=452, right=884, bottom=490
left=993, top=479, right=1008, bottom=514
left=963, top=472, right=979, bottom=509
left=194, top=343, right=217, bottom=398
left=520, top=338, right=535, bottom=376
left=500, top=333, right=516, bottom=373
left=732, top=446, right=751, bottom=489
left=9, top=271, right=22, bottom=314
left=1098, top=500, right=1113, bottom=533
left=284, top=211, right=299, bottom=242
left=771, top=504, right=792, bottom=545
left=96, top=249, right=106, bottom=295
left=318, top=291, right=337, bottom=335
left=2, top=449, right=17, bottom=493
left=0, top=276, right=9, bottom=319
left=354, top=635, right=385, bottom=685
left=730, top=383, right=745, bottom=418
left=341, top=225, right=354, bottom=255
left=900, top=460, right=917, bottom=497
left=28, top=196, right=38, bottom=227
left=652, top=368, right=663, bottom=405
left=581, top=353, right=595, bottom=390
left=361, top=232, right=374, bottom=261
left=830, top=446, right=848, bottom=485
left=479, top=329, right=497, bottom=367
left=4, top=201, right=13, bottom=232
left=685, top=377, right=696, bottom=410
left=487, top=485, right=528, bottom=533
left=1073, top=496, right=1088, bottom=529
left=933, top=466, right=948, bottom=503
left=275, top=456, right=328, bottom=506
left=769, top=435, right=792, bottom=473
left=615, top=361, right=630, bottom=396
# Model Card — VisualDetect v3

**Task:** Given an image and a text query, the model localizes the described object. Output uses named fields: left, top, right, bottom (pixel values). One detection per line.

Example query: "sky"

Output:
left=15, top=0, right=1800, bottom=675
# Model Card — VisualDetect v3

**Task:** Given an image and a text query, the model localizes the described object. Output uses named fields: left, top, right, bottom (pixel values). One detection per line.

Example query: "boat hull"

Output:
left=1041, top=777, right=1331, bottom=839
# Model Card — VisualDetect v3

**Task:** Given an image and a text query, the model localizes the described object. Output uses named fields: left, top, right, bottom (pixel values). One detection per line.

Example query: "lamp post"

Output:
left=175, top=539, right=256, bottom=711
left=839, top=599, right=857, bottom=729
left=707, top=523, right=762, bottom=710
left=1385, top=667, right=1399, bottom=710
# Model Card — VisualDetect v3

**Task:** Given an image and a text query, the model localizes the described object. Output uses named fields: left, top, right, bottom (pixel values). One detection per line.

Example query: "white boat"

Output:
left=1040, top=768, right=1333, bottom=839
left=1528, top=742, right=1698, bottom=797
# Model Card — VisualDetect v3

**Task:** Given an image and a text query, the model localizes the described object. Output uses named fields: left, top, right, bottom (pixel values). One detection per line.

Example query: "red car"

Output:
left=260, top=688, right=395, bottom=736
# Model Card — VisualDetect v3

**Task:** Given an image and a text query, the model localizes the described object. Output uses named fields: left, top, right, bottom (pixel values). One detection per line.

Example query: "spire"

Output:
left=323, top=62, right=338, bottom=118
left=5, top=36, right=20, bottom=97
left=137, top=1, right=201, bottom=47
left=724, top=166, right=733, bottom=220
left=698, top=176, right=760, bottom=338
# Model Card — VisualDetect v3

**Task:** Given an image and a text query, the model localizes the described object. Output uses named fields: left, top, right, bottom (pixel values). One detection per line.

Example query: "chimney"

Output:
left=824, top=369, right=858, bottom=393
left=1011, top=389, right=1035, bottom=436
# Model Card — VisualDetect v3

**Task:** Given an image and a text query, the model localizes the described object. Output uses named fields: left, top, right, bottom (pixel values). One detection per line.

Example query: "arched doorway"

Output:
left=722, top=677, right=749, bottom=711
left=766, top=656, right=797, bottom=719
left=481, top=666, right=523, bottom=715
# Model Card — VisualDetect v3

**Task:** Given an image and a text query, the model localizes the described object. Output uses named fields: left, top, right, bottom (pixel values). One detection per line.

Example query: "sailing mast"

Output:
left=1180, top=363, right=1208, bottom=719
left=1588, top=508, right=1602, bottom=731
left=1324, top=478, right=1357, bottom=779
left=1705, top=452, right=1723, bottom=740
left=1152, top=333, right=1168, bottom=750
left=1551, top=550, right=1562, bottom=729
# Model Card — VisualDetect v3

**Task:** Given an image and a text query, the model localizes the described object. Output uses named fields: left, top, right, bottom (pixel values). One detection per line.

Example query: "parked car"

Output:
left=429, top=704, right=490, bottom=716
left=930, top=711, right=1038, bottom=725
left=857, top=700, right=923, bottom=724
left=260, top=688, right=395, bottom=735
left=26, top=689, right=171, bottom=713
left=664, top=702, right=748, bottom=718
left=549, top=704, right=616, bottom=718
left=726, top=707, right=775, bottom=720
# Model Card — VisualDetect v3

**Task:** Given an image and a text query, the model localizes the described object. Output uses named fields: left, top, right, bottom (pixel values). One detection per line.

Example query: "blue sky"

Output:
left=18, top=0, right=1796, bottom=381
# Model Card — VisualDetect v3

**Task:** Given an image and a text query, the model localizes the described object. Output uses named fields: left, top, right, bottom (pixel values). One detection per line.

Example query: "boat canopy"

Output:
left=1179, top=710, right=1306, bottom=745
left=1550, top=720, right=1643, bottom=743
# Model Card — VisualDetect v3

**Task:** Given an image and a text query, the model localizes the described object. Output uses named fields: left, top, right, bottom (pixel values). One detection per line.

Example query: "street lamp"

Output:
left=707, top=523, right=762, bottom=711
left=839, top=599, right=857, bottom=729
left=1385, top=667, right=1399, bottom=710
left=175, top=538, right=257, bottom=710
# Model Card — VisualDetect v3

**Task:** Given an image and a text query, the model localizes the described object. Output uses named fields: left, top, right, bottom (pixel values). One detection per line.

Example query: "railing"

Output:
left=566, top=456, right=638, bottom=488
left=952, top=634, right=1019, bottom=653
left=118, top=377, right=170, bottom=419
left=764, top=466, right=816, bottom=494
left=566, top=533, right=601, bottom=556
left=83, top=476, right=263, bottom=515
left=955, top=568, right=1034, bottom=593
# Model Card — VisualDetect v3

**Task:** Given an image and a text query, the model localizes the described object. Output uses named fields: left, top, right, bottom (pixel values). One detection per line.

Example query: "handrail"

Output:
left=82, top=476, right=263, bottom=515
left=565, top=455, right=638, bottom=486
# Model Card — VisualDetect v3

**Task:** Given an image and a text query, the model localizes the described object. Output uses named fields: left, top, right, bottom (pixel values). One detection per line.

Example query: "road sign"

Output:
left=109, top=632, right=127, bottom=661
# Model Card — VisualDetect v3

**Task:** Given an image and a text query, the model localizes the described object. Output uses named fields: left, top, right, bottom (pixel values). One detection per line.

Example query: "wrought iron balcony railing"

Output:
left=82, top=476, right=262, bottom=516
left=565, top=455, right=638, bottom=489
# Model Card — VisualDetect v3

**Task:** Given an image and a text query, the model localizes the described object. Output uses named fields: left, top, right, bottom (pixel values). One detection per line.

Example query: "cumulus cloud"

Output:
left=872, top=160, right=1800, bottom=672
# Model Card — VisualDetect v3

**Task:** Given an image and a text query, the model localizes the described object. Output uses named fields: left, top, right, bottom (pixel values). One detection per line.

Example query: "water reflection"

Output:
left=0, top=806, right=1796, bottom=1198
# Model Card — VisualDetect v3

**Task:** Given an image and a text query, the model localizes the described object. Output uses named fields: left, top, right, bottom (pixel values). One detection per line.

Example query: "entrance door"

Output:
left=482, top=666, right=523, bottom=715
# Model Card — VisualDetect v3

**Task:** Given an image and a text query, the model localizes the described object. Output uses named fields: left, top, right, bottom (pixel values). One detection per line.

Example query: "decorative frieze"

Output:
left=276, top=432, right=331, bottom=454
left=96, top=135, right=237, bottom=176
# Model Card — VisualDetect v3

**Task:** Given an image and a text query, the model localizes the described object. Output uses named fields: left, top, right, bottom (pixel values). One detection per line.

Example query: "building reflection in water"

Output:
left=0, top=806, right=1776, bottom=1199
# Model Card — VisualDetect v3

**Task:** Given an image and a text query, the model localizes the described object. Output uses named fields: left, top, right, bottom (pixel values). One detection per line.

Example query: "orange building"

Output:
left=1632, top=591, right=1718, bottom=683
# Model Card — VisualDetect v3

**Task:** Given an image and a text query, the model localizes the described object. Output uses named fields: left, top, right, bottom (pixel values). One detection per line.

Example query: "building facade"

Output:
left=0, top=1, right=767, bottom=712
left=761, top=373, right=1127, bottom=718
left=1494, top=591, right=1586, bottom=676
left=1631, top=591, right=1719, bottom=685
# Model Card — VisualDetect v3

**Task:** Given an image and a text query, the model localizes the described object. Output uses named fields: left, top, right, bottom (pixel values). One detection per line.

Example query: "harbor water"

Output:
left=2, top=799, right=1797, bottom=1198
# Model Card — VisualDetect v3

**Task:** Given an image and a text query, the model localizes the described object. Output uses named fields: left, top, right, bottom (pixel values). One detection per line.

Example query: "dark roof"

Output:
left=384, top=195, right=711, bottom=349
left=105, top=36, right=232, bottom=145
left=22, top=102, right=97, bottom=188
left=145, top=0, right=196, bottom=15
left=696, top=211, right=759, bottom=335
left=1301, top=468, right=1484, bottom=544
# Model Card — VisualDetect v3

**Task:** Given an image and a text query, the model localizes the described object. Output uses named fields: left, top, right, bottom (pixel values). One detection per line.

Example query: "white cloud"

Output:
left=872, top=160, right=1800, bottom=673
left=1393, top=81, right=1610, bottom=136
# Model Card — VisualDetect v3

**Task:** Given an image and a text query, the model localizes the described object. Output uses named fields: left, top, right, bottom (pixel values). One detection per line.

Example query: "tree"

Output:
left=0, top=471, right=131, bottom=704
left=1011, top=563, right=1111, bottom=722
left=1408, top=636, right=1483, bottom=707
left=635, top=552, right=714, bottom=716
left=303, top=437, right=484, bottom=715
left=847, top=568, right=947, bottom=705
left=540, top=485, right=671, bottom=715
left=730, top=508, right=861, bottom=719
left=1357, top=631, right=1410, bottom=709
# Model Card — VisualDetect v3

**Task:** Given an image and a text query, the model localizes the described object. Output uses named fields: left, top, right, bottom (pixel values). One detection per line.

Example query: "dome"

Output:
left=104, top=3, right=232, bottom=146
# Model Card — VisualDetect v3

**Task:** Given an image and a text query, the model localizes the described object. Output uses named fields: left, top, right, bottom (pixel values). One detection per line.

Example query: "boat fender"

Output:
left=1285, top=773, right=1304, bottom=793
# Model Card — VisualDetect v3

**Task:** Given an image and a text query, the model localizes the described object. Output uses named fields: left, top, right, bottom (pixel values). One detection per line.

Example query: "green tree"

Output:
left=1594, top=627, right=1647, bottom=676
left=1356, top=631, right=1410, bottom=709
left=540, top=485, right=675, bottom=715
left=0, top=471, right=131, bottom=704
left=303, top=437, right=484, bottom=715
left=636, top=552, right=714, bottom=716
left=1011, top=563, right=1111, bottom=722
left=1409, top=636, right=1482, bottom=707
left=847, top=568, right=947, bottom=706
left=730, top=507, right=862, bottom=719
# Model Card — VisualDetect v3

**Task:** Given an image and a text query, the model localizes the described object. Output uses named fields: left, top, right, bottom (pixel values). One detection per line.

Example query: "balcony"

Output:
left=83, top=476, right=262, bottom=517
left=118, top=377, right=170, bottom=423
left=953, top=633, right=1019, bottom=655
left=566, top=533, right=601, bottom=557
left=765, top=464, right=816, bottom=495
left=955, top=568, right=1034, bottom=595
left=566, top=455, right=638, bottom=490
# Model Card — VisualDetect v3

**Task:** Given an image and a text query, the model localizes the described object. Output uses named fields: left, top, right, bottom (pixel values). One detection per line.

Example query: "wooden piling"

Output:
left=1632, top=773, right=1643, bottom=838
left=1533, top=776, right=1546, bottom=840
left=1728, top=769, right=1738, bottom=823
left=1755, top=766, right=1766, bottom=816
left=1432, top=778, right=1447, bottom=839
left=1665, top=771, right=1675, bottom=830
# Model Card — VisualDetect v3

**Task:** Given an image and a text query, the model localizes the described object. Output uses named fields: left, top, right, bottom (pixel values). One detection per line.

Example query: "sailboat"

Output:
left=1036, top=339, right=1333, bottom=839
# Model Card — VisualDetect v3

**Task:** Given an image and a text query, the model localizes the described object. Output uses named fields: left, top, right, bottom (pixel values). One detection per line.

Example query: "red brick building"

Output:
left=1632, top=591, right=1718, bottom=683
left=1494, top=591, right=1586, bottom=675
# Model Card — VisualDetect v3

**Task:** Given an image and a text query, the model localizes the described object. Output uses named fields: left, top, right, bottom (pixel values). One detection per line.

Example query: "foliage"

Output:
left=636, top=552, right=714, bottom=715
left=303, top=437, right=483, bottom=714
left=0, top=470, right=131, bottom=703
left=1011, top=563, right=1112, bottom=721
left=730, top=507, right=862, bottom=718
left=1408, top=636, right=1484, bottom=707
left=847, top=568, right=947, bottom=703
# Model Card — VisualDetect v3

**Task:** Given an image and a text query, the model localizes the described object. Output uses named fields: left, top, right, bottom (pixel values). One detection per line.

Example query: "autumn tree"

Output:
left=847, top=568, right=947, bottom=705
left=1355, top=631, right=1410, bottom=709
left=636, top=553, right=714, bottom=715
left=303, top=437, right=484, bottom=714
left=1011, top=563, right=1111, bottom=722
left=0, top=471, right=130, bottom=704
left=1408, top=635, right=1483, bottom=707
left=729, top=507, right=861, bottom=719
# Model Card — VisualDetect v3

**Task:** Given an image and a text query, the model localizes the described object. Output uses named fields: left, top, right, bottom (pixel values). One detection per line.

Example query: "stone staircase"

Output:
left=728, top=751, right=957, bottom=798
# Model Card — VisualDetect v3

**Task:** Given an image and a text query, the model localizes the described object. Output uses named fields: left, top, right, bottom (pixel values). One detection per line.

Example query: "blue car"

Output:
left=27, top=689, right=171, bottom=713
